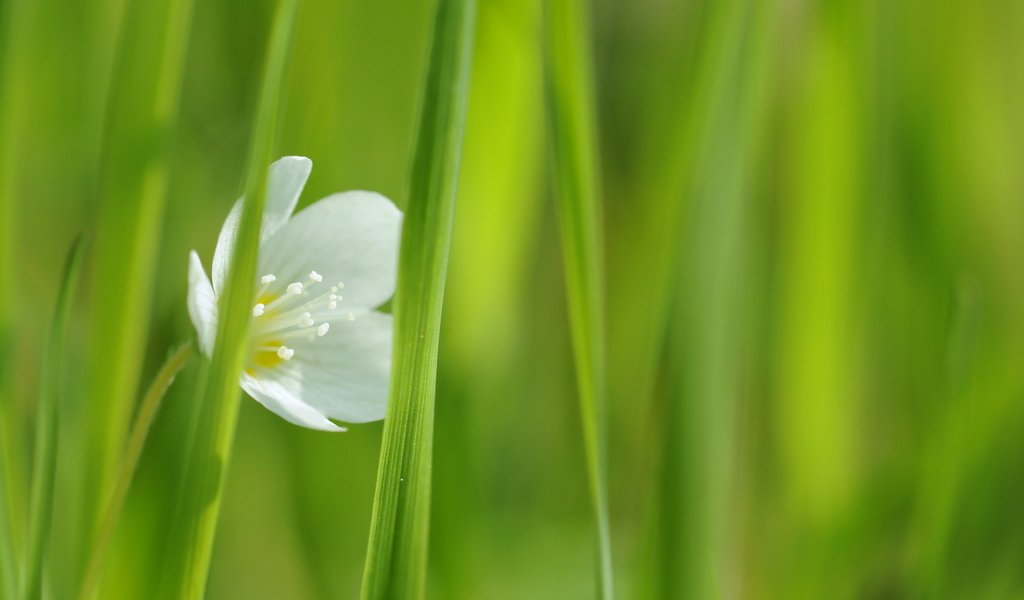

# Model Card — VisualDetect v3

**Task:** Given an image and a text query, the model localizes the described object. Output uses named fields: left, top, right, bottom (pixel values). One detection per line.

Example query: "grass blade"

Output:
left=22, top=235, right=88, bottom=600
left=359, top=0, right=476, bottom=596
left=644, top=0, right=773, bottom=596
left=541, top=0, right=613, bottom=595
left=775, top=6, right=863, bottom=571
left=79, top=342, right=195, bottom=600
left=84, top=0, right=196, bottom=537
left=159, top=0, right=301, bottom=596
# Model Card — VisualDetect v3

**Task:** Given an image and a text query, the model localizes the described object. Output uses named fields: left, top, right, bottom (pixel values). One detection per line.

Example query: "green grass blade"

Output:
left=79, top=342, right=195, bottom=600
left=84, top=0, right=196, bottom=536
left=359, top=0, right=476, bottom=596
left=776, top=2, right=862, bottom=542
left=541, top=0, right=613, bottom=595
left=159, top=0, right=301, bottom=596
left=22, top=235, right=88, bottom=600
left=645, top=0, right=773, bottom=597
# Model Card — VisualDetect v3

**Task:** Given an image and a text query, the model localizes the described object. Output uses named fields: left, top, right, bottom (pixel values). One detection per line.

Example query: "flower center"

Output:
left=245, top=270, right=356, bottom=374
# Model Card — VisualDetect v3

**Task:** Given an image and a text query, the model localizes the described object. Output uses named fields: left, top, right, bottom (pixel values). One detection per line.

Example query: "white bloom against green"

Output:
left=187, top=156, right=402, bottom=431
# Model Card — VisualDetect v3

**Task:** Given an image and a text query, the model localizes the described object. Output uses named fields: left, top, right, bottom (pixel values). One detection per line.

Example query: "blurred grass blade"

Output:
left=647, top=0, right=773, bottom=597
left=79, top=342, right=195, bottom=600
left=84, top=0, right=196, bottom=535
left=22, top=235, right=87, bottom=600
left=360, top=0, right=476, bottom=597
left=541, top=0, right=613, bottom=595
left=776, top=3, right=862, bottom=539
left=159, top=0, right=300, bottom=596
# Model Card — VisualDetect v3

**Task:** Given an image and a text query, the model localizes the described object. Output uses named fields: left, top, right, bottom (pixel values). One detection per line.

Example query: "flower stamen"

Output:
left=247, top=267, right=349, bottom=372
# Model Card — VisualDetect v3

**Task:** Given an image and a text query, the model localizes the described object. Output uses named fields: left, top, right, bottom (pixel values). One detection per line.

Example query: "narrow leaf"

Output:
left=22, top=235, right=88, bottom=600
left=79, top=342, right=195, bottom=600
left=360, top=0, right=476, bottom=597
left=541, top=0, right=614, bottom=595
left=159, top=0, right=301, bottom=596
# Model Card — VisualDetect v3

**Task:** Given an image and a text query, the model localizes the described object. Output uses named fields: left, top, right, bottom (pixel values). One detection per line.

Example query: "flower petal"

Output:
left=257, top=191, right=402, bottom=310
left=253, top=310, right=392, bottom=425
left=240, top=372, right=346, bottom=432
left=187, top=250, right=218, bottom=356
left=295, top=310, right=393, bottom=423
left=212, top=156, right=313, bottom=293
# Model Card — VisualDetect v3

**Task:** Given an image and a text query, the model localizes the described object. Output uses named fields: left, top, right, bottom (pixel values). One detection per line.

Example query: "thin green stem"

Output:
left=78, top=342, right=195, bottom=600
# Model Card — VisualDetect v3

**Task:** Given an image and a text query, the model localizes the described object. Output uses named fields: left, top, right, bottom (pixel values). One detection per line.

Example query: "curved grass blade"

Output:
left=359, top=0, right=476, bottom=597
left=79, top=342, right=195, bottom=600
left=158, top=0, right=301, bottom=596
left=22, top=235, right=88, bottom=600
left=541, top=0, right=613, bottom=595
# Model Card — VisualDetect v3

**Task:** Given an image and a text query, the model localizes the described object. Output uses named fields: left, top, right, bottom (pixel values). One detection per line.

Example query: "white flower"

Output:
left=187, top=156, right=402, bottom=431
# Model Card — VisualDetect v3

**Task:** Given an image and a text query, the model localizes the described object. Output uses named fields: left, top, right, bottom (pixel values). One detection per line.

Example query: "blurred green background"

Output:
left=2, top=0, right=1024, bottom=597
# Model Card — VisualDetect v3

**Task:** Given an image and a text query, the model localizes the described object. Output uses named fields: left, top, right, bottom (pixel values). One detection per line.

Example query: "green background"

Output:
left=2, top=0, right=1023, bottom=597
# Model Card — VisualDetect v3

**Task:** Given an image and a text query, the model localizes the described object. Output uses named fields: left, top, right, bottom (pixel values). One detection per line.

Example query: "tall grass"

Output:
left=541, top=0, right=613, bottom=595
left=641, top=1, right=774, bottom=597
left=158, top=0, right=301, bottom=596
left=3, top=0, right=1024, bottom=598
left=360, top=0, right=475, bottom=597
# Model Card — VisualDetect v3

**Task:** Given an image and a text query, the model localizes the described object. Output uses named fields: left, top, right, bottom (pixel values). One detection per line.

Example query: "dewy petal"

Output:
left=257, top=191, right=402, bottom=310
left=187, top=250, right=218, bottom=356
left=212, top=156, right=313, bottom=294
left=240, top=372, right=346, bottom=432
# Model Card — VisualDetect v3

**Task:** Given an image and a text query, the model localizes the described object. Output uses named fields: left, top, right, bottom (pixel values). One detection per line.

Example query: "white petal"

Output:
left=257, top=191, right=402, bottom=310
left=295, top=310, right=393, bottom=422
left=212, top=156, right=313, bottom=293
left=240, top=372, right=345, bottom=432
left=187, top=250, right=218, bottom=356
left=259, top=311, right=393, bottom=424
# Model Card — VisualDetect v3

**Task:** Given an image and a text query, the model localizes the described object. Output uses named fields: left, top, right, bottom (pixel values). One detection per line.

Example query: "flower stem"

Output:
left=78, top=342, right=195, bottom=600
